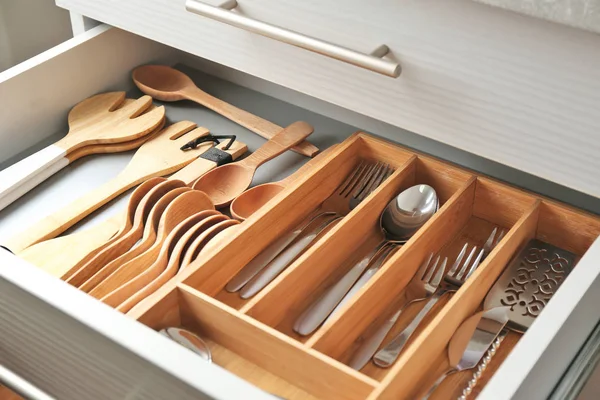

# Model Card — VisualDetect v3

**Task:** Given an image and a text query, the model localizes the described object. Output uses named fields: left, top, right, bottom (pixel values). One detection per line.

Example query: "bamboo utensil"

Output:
left=5, top=121, right=213, bottom=253
left=94, top=191, right=214, bottom=305
left=74, top=186, right=191, bottom=291
left=132, top=65, right=318, bottom=157
left=192, top=121, right=314, bottom=207
left=230, top=146, right=336, bottom=221
left=17, top=139, right=247, bottom=278
left=0, top=92, right=165, bottom=211
left=180, top=219, right=240, bottom=268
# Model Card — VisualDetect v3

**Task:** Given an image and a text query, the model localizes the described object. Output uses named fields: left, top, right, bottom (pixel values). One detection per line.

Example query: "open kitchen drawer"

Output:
left=1, top=24, right=600, bottom=400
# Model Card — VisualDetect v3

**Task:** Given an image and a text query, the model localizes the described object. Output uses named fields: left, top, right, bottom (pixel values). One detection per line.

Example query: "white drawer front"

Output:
left=56, top=0, right=600, bottom=199
left=0, top=23, right=598, bottom=400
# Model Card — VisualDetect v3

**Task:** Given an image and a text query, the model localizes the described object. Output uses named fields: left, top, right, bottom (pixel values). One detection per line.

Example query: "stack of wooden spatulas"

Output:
left=0, top=92, right=166, bottom=211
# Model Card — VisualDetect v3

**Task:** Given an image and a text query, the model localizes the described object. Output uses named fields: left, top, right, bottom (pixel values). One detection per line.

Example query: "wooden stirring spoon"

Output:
left=74, top=185, right=191, bottom=292
left=0, top=92, right=165, bottom=211
left=91, top=191, right=214, bottom=301
left=66, top=179, right=186, bottom=287
left=230, top=145, right=336, bottom=221
left=192, top=121, right=314, bottom=207
left=180, top=219, right=240, bottom=269
left=5, top=121, right=211, bottom=253
left=16, top=139, right=247, bottom=277
left=133, top=65, right=318, bottom=157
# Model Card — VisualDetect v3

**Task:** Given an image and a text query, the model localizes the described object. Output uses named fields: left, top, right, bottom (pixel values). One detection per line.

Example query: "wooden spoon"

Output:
left=5, top=121, right=213, bottom=253
left=16, top=139, right=248, bottom=277
left=0, top=92, right=165, bottom=211
left=113, top=210, right=223, bottom=313
left=230, top=145, right=337, bottom=221
left=180, top=219, right=240, bottom=269
left=75, top=186, right=191, bottom=292
left=133, top=65, right=318, bottom=157
left=192, top=121, right=314, bottom=207
left=91, top=190, right=214, bottom=301
left=66, top=179, right=186, bottom=287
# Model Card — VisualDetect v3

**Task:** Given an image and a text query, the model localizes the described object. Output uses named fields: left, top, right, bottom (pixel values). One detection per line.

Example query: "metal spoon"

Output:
left=159, top=327, right=287, bottom=399
left=293, top=184, right=439, bottom=336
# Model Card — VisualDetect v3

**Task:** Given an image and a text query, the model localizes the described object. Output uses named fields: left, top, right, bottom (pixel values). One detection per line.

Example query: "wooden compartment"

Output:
left=128, top=133, right=600, bottom=400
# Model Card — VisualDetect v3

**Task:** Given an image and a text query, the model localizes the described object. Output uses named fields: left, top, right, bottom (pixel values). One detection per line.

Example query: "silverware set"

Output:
left=225, top=160, right=394, bottom=298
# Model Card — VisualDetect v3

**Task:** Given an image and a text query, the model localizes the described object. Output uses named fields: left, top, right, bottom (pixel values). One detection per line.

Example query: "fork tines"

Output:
left=339, top=160, right=394, bottom=201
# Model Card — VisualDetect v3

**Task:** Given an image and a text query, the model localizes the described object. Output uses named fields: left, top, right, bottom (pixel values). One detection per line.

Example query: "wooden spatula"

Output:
left=91, top=190, right=214, bottom=301
left=5, top=121, right=216, bottom=253
left=0, top=92, right=165, bottom=211
left=16, top=139, right=248, bottom=277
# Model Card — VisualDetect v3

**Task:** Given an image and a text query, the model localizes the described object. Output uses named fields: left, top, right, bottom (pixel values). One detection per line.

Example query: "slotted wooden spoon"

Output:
left=192, top=121, right=314, bottom=207
left=16, top=139, right=248, bottom=277
left=5, top=121, right=215, bottom=253
left=91, top=190, right=214, bottom=301
left=0, top=92, right=165, bottom=211
left=133, top=65, right=318, bottom=157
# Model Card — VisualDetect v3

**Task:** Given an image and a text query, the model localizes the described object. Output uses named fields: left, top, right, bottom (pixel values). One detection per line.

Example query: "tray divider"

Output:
left=240, top=155, right=418, bottom=323
left=369, top=199, right=541, bottom=400
left=307, top=175, right=478, bottom=356
left=177, top=283, right=379, bottom=400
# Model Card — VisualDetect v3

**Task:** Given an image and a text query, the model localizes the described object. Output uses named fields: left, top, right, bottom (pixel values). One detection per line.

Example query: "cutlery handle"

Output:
left=0, top=144, right=68, bottom=212
left=458, top=331, right=506, bottom=400
left=239, top=215, right=340, bottom=299
left=240, top=121, right=314, bottom=169
left=374, top=289, right=449, bottom=367
left=293, top=241, right=389, bottom=336
left=185, top=87, right=318, bottom=157
left=349, top=293, right=428, bottom=371
left=4, top=174, right=134, bottom=253
left=422, top=368, right=457, bottom=400
left=324, top=244, right=397, bottom=326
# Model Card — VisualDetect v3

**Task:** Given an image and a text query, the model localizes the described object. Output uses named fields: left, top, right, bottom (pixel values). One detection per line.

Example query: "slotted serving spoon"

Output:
left=5, top=121, right=213, bottom=253
left=0, top=92, right=165, bottom=211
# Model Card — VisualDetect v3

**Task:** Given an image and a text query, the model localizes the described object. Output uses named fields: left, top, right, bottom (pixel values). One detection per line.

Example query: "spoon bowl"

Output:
left=193, top=164, right=254, bottom=207
left=231, top=183, right=284, bottom=220
left=133, top=65, right=192, bottom=101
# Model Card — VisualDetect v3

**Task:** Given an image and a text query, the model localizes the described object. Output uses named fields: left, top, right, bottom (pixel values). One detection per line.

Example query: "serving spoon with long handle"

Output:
left=133, top=65, right=318, bottom=157
left=0, top=92, right=165, bottom=211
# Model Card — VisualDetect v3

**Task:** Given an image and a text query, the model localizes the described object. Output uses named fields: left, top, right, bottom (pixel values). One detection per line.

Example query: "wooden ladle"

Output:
left=230, top=145, right=336, bottom=221
left=132, top=65, right=318, bottom=157
left=192, top=121, right=314, bottom=207
left=0, top=92, right=165, bottom=211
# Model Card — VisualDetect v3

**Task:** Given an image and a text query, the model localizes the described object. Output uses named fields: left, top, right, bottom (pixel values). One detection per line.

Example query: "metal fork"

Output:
left=373, top=228, right=504, bottom=367
left=230, top=161, right=393, bottom=297
left=348, top=254, right=447, bottom=370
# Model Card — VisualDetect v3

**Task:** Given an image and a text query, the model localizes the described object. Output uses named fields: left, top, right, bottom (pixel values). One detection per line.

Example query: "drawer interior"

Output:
left=2, top=26, right=600, bottom=400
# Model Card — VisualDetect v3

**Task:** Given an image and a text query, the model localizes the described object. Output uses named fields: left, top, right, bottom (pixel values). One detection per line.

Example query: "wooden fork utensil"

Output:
left=0, top=92, right=165, bottom=211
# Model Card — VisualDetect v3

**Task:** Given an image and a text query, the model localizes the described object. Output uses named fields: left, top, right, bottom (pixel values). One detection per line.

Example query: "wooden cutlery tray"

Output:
left=130, top=132, right=600, bottom=400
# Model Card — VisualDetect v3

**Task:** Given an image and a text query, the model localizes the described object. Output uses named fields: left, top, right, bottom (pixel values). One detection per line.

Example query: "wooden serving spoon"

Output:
left=113, top=211, right=225, bottom=313
left=0, top=92, right=165, bottom=211
left=76, top=186, right=191, bottom=292
left=133, top=65, right=318, bottom=157
left=192, top=121, right=314, bottom=207
left=5, top=121, right=212, bottom=253
left=180, top=219, right=240, bottom=269
left=16, top=139, right=248, bottom=277
left=91, top=190, right=214, bottom=301
left=230, top=145, right=337, bottom=221
left=66, top=179, right=186, bottom=287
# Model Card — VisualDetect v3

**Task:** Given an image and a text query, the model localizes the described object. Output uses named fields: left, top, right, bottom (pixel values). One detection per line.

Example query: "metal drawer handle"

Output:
left=185, top=0, right=401, bottom=78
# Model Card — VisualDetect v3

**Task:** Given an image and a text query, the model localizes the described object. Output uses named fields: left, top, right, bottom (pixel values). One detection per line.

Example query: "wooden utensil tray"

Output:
left=130, top=132, right=600, bottom=400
